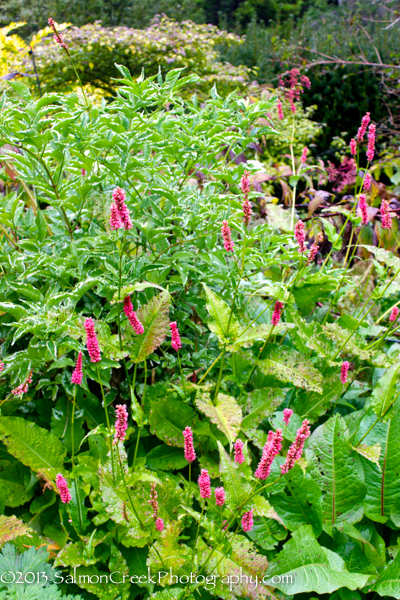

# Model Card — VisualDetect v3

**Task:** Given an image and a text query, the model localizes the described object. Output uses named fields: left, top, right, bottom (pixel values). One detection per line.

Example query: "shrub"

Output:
left=0, top=69, right=400, bottom=600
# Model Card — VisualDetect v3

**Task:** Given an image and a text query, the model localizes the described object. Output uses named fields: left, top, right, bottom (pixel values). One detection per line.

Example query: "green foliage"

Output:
left=0, top=67, right=400, bottom=600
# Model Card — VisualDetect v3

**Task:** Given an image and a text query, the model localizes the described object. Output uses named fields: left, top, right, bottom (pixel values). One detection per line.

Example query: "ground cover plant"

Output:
left=0, top=55, right=400, bottom=600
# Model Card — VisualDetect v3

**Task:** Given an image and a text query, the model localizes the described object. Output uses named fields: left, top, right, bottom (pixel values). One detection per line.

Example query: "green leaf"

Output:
left=202, top=283, right=240, bottom=343
left=257, top=343, right=323, bottom=393
left=112, top=281, right=168, bottom=303
left=0, top=417, right=67, bottom=478
left=5, top=280, right=43, bottom=302
left=217, top=441, right=252, bottom=512
left=306, top=415, right=366, bottom=535
left=241, top=387, right=286, bottom=431
left=264, top=524, right=370, bottom=595
left=293, top=374, right=342, bottom=421
left=147, top=522, right=191, bottom=583
left=0, top=462, right=34, bottom=507
left=149, top=395, right=196, bottom=447
left=35, top=210, right=47, bottom=241
left=227, top=323, right=292, bottom=352
left=146, top=445, right=187, bottom=471
left=195, top=392, right=242, bottom=443
left=353, top=443, right=382, bottom=468
left=0, top=302, right=29, bottom=318
left=127, top=291, right=171, bottom=363
left=366, top=362, right=400, bottom=421
left=361, top=245, right=400, bottom=270
left=368, top=550, right=400, bottom=598
left=323, top=323, right=370, bottom=361
left=271, top=465, right=322, bottom=536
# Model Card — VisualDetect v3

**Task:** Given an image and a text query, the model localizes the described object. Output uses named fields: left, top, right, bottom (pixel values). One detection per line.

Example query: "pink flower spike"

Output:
left=221, top=220, right=234, bottom=252
left=215, top=487, right=226, bottom=506
left=350, top=138, right=357, bottom=156
left=240, top=170, right=250, bottom=199
left=242, top=199, right=253, bottom=226
left=84, top=317, right=101, bottom=363
left=155, top=518, right=164, bottom=531
left=123, top=296, right=144, bottom=335
left=198, top=469, right=211, bottom=499
left=234, top=439, right=245, bottom=464
left=112, top=187, right=133, bottom=230
left=170, top=321, right=182, bottom=351
left=367, top=123, right=376, bottom=162
left=283, top=408, right=293, bottom=426
left=307, top=232, right=323, bottom=265
left=363, top=172, right=372, bottom=191
left=48, top=18, right=68, bottom=50
left=340, top=361, right=350, bottom=385
left=254, top=429, right=283, bottom=480
left=280, top=419, right=311, bottom=475
left=381, top=199, right=392, bottom=230
left=0, top=362, right=4, bottom=373
left=11, top=372, right=33, bottom=397
left=149, top=482, right=159, bottom=518
left=389, top=306, right=399, bottom=323
left=300, top=147, right=308, bottom=164
left=183, top=426, right=196, bottom=463
left=357, top=112, right=370, bottom=143
left=359, top=194, right=368, bottom=225
left=56, top=473, right=72, bottom=504
left=114, top=404, right=128, bottom=444
left=110, top=203, right=122, bottom=230
left=277, top=99, right=284, bottom=120
left=241, top=509, right=254, bottom=532
left=271, top=301, right=284, bottom=326
left=71, top=351, right=83, bottom=386
left=294, top=220, right=306, bottom=253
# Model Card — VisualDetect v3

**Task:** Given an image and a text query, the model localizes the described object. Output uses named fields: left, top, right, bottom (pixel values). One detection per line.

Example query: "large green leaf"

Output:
left=271, top=465, right=322, bottom=535
left=202, top=283, right=240, bottom=342
left=257, top=343, right=323, bottom=393
left=0, top=461, right=34, bottom=507
left=365, top=362, right=400, bottom=421
left=146, top=445, right=187, bottom=471
left=323, top=323, right=370, bottom=361
left=147, top=522, right=191, bottom=583
left=361, top=245, right=400, bottom=270
left=293, top=374, right=342, bottom=421
left=127, top=291, right=171, bottom=363
left=195, top=392, right=242, bottom=443
left=149, top=395, right=197, bottom=447
left=368, top=551, right=400, bottom=598
left=227, top=323, right=292, bottom=352
left=306, top=415, right=366, bottom=534
left=359, top=403, right=400, bottom=523
left=264, top=525, right=370, bottom=595
left=217, top=441, right=252, bottom=512
left=0, top=417, right=67, bottom=478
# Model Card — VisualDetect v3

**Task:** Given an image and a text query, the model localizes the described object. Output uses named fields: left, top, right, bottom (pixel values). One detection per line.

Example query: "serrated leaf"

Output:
left=127, top=291, right=171, bottom=363
left=0, top=417, right=67, bottom=479
left=195, top=393, right=242, bottom=443
left=264, top=524, right=370, bottom=595
left=306, top=415, right=366, bottom=535
left=366, top=362, right=400, bottom=421
left=202, top=283, right=239, bottom=342
left=257, top=343, right=323, bottom=393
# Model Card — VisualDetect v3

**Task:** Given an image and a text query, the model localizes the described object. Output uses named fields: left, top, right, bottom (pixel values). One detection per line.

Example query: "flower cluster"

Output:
left=170, top=322, right=182, bottom=351
left=283, top=408, right=293, bottom=426
left=340, top=361, right=350, bottom=385
left=110, top=187, right=133, bottom=230
left=277, top=99, right=284, bottom=121
left=84, top=318, right=101, bottom=363
left=367, top=124, right=376, bottom=162
left=241, top=509, right=254, bottom=532
left=215, top=487, right=226, bottom=506
left=0, top=362, right=4, bottom=373
left=357, top=112, right=370, bottom=143
left=327, top=157, right=357, bottom=193
left=255, top=429, right=283, bottom=480
left=381, top=200, right=392, bottom=230
left=241, top=171, right=253, bottom=226
left=307, top=232, right=323, bottom=265
left=149, top=484, right=164, bottom=531
left=48, top=18, right=68, bottom=50
left=359, top=194, right=368, bottom=226
left=183, top=427, right=196, bottom=463
left=11, top=372, right=33, bottom=396
left=123, top=296, right=144, bottom=335
left=280, top=419, right=310, bottom=474
left=71, top=352, right=83, bottom=386
left=234, top=439, right=245, bottom=464
left=56, top=474, right=71, bottom=503
left=294, top=220, right=306, bottom=253
left=278, top=68, right=311, bottom=113
left=300, top=147, right=308, bottom=164
left=114, top=404, right=128, bottom=444
left=221, top=220, right=234, bottom=252
left=271, top=301, right=284, bottom=326
left=198, top=469, right=211, bottom=499
left=363, top=172, right=372, bottom=191
left=389, top=306, right=399, bottom=323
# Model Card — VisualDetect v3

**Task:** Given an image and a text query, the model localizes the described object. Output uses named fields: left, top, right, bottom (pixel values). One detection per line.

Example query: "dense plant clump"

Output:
left=1, top=64, right=400, bottom=600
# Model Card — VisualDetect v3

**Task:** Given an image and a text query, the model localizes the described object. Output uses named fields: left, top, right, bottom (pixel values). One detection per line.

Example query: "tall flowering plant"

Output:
left=0, top=68, right=399, bottom=600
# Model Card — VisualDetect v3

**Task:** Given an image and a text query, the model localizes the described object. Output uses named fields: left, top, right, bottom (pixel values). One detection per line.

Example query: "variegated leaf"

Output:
left=127, top=291, right=171, bottom=363
left=195, top=392, right=242, bottom=443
